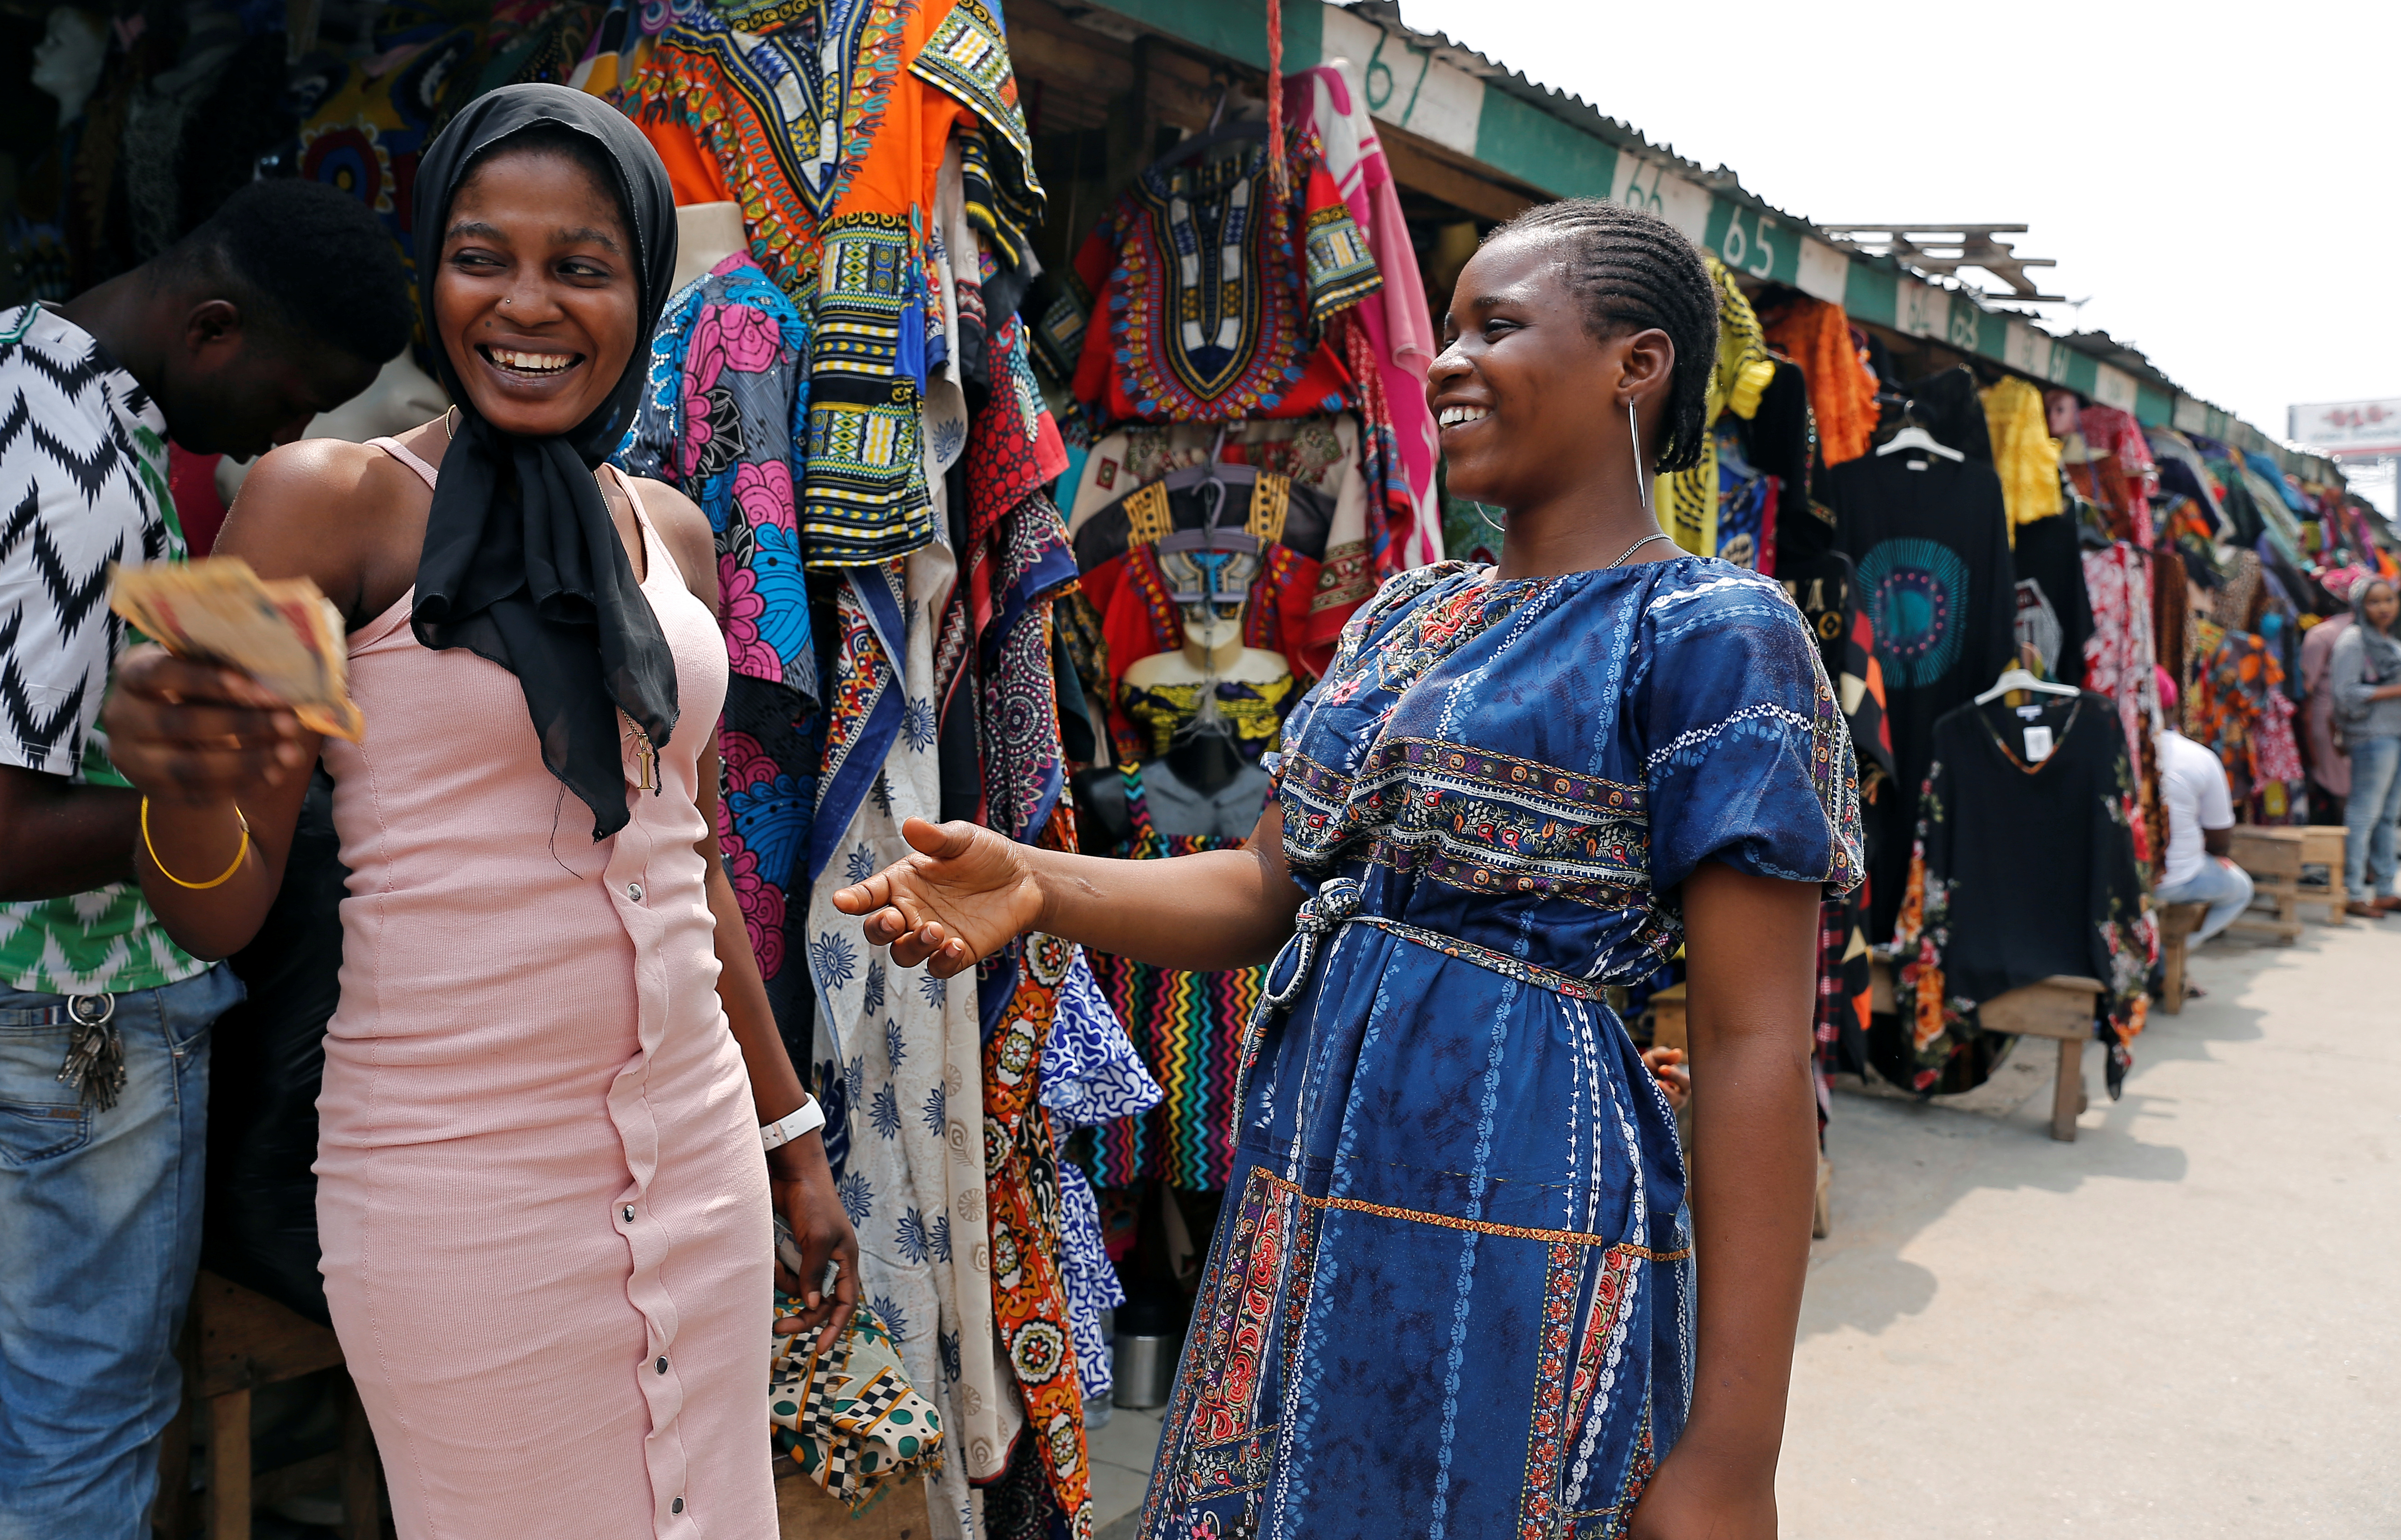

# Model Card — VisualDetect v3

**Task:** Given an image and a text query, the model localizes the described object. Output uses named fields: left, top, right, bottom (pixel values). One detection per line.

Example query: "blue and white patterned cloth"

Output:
left=1041, top=946, right=1160, bottom=1400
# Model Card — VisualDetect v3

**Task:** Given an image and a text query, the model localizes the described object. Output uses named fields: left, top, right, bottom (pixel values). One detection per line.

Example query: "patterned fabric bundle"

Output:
left=1070, top=123, right=1379, bottom=426
left=1087, top=765, right=1268, bottom=1192
left=1893, top=692, right=2153, bottom=1098
left=2080, top=542, right=2161, bottom=869
left=2192, top=630, right=2306, bottom=811
left=1979, top=376, right=2063, bottom=537
left=619, top=252, right=819, bottom=1033
left=1039, top=952, right=1163, bottom=1400
left=771, top=1301, right=946, bottom=1512
left=982, top=925, right=1095, bottom=1540
left=1659, top=256, right=1776, bottom=558
left=617, top=0, right=1040, bottom=568
left=1762, top=293, right=1883, bottom=466
left=2074, top=406, right=2157, bottom=548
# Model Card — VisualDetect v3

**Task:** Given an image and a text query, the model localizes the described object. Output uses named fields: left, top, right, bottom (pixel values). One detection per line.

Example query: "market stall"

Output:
left=3, top=0, right=2385, bottom=1535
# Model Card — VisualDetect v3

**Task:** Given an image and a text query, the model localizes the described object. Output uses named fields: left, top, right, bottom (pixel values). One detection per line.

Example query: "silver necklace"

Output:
left=1611, top=531, right=1673, bottom=567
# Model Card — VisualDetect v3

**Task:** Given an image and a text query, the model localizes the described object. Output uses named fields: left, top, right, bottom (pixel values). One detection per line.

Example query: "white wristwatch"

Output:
left=761, top=1096, right=827, bottom=1153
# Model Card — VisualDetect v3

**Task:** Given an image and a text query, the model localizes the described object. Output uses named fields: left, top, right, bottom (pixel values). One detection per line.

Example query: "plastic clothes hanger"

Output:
left=1973, top=665, right=2079, bottom=704
left=1876, top=422, right=1963, bottom=462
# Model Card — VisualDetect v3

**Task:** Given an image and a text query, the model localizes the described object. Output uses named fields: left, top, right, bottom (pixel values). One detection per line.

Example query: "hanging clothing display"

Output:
left=1037, top=953, right=1163, bottom=1403
left=1979, top=376, right=2063, bottom=536
left=1658, top=254, right=1775, bottom=558
left=1067, top=417, right=1363, bottom=673
left=1085, top=764, right=1268, bottom=1193
left=979, top=925, right=1096, bottom=1539
left=1748, top=355, right=1832, bottom=564
left=1069, top=125, right=1379, bottom=428
left=800, top=548, right=1005, bottom=1536
left=1286, top=61, right=1442, bottom=570
left=2009, top=514, right=2094, bottom=682
left=620, top=249, right=821, bottom=1047
left=1892, top=690, right=2154, bottom=1097
left=2079, top=542, right=2162, bottom=864
left=1761, top=292, right=1883, bottom=466
left=2192, top=629, right=2306, bottom=815
left=1831, top=451, right=2017, bottom=938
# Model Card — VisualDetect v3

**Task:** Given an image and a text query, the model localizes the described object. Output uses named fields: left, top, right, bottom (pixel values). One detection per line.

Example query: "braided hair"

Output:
left=1486, top=199, right=1720, bottom=475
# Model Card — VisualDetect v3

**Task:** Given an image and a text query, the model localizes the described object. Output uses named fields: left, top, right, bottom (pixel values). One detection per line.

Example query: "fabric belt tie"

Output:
left=1233, top=879, right=1620, bottom=1141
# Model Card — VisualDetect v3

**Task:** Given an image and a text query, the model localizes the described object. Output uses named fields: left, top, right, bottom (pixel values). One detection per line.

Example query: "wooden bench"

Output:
left=2229, top=826, right=2308, bottom=941
left=155, top=1272, right=383, bottom=1540
left=1866, top=963, right=2101, bottom=1142
left=2156, top=901, right=2209, bottom=1014
left=1646, top=983, right=1833, bottom=1238
left=2293, top=824, right=2351, bottom=924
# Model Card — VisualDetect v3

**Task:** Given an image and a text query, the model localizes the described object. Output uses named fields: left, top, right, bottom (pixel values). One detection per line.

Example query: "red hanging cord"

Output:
left=1264, top=0, right=1289, bottom=201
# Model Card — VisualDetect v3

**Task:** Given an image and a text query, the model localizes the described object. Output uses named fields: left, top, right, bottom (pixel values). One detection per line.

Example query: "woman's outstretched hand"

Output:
left=831, top=816, right=1045, bottom=975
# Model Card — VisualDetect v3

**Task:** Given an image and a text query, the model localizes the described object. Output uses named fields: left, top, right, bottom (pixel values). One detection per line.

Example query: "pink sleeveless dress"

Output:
left=314, top=441, right=775, bottom=1539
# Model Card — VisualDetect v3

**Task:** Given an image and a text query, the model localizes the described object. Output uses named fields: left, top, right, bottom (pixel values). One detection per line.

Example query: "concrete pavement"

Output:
left=1084, top=915, right=2399, bottom=1538
left=1784, top=916, right=2399, bottom=1537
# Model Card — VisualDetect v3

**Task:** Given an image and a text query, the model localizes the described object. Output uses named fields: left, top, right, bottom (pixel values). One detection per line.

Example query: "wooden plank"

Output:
left=1380, top=125, right=1539, bottom=224
left=1976, top=977, right=2101, bottom=1042
left=2229, top=827, right=2305, bottom=880
left=195, top=1272, right=345, bottom=1400
left=778, top=1467, right=929, bottom=1539
left=207, top=1389, right=251, bottom=1540
left=2158, top=902, right=2206, bottom=1015
left=2050, top=1038, right=2084, bottom=1142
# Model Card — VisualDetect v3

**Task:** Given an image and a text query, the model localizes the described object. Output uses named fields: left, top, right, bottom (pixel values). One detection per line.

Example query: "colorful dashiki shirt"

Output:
left=1133, top=558, right=1858, bottom=1540
left=619, top=0, right=1039, bottom=569
left=1893, top=691, right=2153, bottom=1098
left=617, top=253, right=820, bottom=1032
left=1070, top=125, right=1379, bottom=427
left=1087, top=764, right=1270, bottom=1193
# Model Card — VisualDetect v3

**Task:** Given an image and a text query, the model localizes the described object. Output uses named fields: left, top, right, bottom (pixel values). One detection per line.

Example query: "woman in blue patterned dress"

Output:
left=839, top=201, right=1858, bottom=1540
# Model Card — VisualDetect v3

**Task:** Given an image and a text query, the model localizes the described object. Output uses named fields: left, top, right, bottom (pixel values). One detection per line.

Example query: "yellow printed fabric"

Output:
left=1660, top=256, right=1777, bottom=557
left=1980, top=376, right=2063, bottom=540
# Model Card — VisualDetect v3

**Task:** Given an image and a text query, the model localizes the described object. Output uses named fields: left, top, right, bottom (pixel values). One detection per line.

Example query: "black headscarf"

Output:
left=409, top=84, right=680, bottom=839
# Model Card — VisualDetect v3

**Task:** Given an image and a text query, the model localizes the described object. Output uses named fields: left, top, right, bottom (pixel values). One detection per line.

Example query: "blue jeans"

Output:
left=2156, top=856, right=2255, bottom=945
left=2345, top=734, right=2401, bottom=899
left=0, top=963, right=241, bottom=1540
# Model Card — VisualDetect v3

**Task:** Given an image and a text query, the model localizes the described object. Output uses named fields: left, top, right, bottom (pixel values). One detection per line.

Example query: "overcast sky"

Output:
left=1404, top=0, right=2397, bottom=487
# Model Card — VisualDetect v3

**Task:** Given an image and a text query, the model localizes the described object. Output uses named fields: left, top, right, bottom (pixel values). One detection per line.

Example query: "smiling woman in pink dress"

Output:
left=100, top=86, right=855, bottom=1537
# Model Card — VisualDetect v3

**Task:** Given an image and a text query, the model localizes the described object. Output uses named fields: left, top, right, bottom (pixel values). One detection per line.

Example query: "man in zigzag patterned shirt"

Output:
left=0, top=180, right=408, bottom=1539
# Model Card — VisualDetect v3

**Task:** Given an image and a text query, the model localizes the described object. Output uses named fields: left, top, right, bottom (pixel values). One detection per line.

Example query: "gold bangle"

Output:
left=139, top=797, right=251, bottom=890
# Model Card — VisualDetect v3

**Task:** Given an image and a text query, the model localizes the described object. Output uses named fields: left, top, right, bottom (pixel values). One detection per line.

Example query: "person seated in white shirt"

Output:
left=2154, top=671, right=2253, bottom=945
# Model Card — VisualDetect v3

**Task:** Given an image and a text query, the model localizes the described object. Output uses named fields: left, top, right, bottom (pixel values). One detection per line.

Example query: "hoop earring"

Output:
left=1476, top=502, right=1506, bottom=533
left=1627, top=400, right=1652, bottom=517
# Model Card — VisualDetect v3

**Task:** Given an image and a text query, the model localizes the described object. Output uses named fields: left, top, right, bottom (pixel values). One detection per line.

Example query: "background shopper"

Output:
left=0, top=179, right=407, bottom=1540
left=2329, top=577, right=2401, bottom=916
left=2153, top=670, right=2254, bottom=943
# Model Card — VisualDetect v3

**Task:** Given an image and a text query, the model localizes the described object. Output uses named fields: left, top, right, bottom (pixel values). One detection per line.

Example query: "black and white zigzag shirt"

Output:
left=0, top=303, right=203, bottom=994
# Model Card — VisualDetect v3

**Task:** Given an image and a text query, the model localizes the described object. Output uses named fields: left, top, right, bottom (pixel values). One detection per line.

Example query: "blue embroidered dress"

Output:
left=1136, top=558, right=1859, bottom=1540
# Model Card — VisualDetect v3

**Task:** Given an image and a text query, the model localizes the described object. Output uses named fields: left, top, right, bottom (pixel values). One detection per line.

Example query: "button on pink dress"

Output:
left=315, top=442, right=775, bottom=1538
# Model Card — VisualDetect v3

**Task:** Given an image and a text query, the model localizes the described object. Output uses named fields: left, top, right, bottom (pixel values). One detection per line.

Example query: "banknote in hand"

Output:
left=110, top=557, right=366, bottom=741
